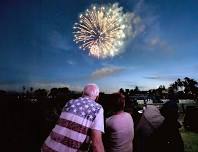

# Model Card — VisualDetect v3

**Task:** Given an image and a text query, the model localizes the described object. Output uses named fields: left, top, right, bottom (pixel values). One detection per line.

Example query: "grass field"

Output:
left=181, top=129, right=198, bottom=152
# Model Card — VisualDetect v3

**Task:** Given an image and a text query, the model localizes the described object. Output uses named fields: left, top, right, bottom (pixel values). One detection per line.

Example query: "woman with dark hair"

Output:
left=104, top=93, right=134, bottom=152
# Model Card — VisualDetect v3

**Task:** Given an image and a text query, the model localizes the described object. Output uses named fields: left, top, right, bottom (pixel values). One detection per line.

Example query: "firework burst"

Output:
left=73, top=3, right=131, bottom=58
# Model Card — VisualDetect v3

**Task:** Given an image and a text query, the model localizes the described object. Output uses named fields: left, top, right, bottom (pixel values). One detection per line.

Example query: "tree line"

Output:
left=0, top=77, right=198, bottom=102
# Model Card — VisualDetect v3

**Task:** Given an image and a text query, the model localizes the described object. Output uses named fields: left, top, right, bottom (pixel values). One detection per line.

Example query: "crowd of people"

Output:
left=41, top=83, right=184, bottom=152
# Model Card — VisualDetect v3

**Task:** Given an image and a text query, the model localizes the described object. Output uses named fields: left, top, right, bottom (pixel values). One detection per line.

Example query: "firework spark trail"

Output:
left=73, top=3, right=136, bottom=58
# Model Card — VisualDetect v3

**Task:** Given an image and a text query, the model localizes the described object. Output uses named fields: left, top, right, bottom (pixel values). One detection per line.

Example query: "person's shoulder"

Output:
left=122, top=112, right=134, bottom=123
left=88, top=99, right=103, bottom=109
left=123, top=112, right=132, bottom=117
left=69, top=97, right=81, bottom=102
left=83, top=97, right=103, bottom=111
left=64, top=99, right=74, bottom=106
left=93, top=102, right=103, bottom=115
left=106, top=115, right=114, bottom=124
left=95, top=102, right=103, bottom=109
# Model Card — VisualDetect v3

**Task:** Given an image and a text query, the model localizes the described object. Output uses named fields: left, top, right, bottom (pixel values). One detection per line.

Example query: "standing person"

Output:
left=160, top=100, right=184, bottom=152
left=42, top=84, right=105, bottom=152
left=134, top=105, right=165, bottom=152
left=104, top=93, right=134, bottom=152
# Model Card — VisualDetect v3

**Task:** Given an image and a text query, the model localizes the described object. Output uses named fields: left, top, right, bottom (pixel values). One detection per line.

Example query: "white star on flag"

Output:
left=82, top=112, right=85, bottom=116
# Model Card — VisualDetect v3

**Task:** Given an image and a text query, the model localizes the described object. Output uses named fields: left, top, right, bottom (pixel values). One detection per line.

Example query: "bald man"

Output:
left=42, top=84, right=105, bottom=152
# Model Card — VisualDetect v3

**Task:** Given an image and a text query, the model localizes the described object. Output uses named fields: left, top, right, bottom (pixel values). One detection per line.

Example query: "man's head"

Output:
left=83, top=83, right=100, bottom=100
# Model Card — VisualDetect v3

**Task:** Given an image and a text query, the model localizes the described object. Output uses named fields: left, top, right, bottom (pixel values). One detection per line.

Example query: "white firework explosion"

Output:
left=73, top=3, right=132, bottom=58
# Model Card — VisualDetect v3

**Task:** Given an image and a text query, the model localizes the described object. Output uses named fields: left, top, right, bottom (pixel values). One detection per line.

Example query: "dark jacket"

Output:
left=134, top=105, right=164, bottom=152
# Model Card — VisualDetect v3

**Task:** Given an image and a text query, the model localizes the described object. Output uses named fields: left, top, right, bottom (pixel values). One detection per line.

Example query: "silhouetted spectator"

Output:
left=134, top=105, right=164, bottom=152
left=104, top=93, right=134, bottom=152
left=159, top=101, right=184, bottom=152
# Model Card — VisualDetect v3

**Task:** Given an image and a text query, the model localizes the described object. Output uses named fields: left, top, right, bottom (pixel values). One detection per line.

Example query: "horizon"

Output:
left=0, top=0, right=198, bottom=92
left=1, top=76, right=197, bottom=94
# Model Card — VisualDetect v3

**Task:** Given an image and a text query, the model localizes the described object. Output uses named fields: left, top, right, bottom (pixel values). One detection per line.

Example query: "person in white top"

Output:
left=104, top=93, right=134, bottom=152
left=42, top=84, right=105, bottom=152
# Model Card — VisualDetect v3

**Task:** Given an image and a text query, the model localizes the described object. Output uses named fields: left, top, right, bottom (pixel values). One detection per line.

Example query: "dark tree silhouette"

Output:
left=34, top=89, right=48, bottom=100
left=134, top=86, right=140, bottom=94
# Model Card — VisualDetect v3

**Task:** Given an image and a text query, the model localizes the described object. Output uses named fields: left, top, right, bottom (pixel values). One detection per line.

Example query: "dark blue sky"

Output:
left=0, top=0, right=198, bottom=92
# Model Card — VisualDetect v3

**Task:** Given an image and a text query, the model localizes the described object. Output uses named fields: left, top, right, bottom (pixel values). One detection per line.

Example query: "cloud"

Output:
left=144, top=76, right=161, bottom=80
left=149, top=37, right=162, bottom=46
left=125, top=0, right=174, bottom=54
left=67, top=60, right=76, bottom=65
left=133, top=0, right=144, bottom=13
left=91, top=66, right=125, bottom=80
left=133, top=0, right=158, bottom=32
left=147, top=37, right=173, bottom=52
left=130, top=15, right=146, bottom=39
left=144, top=75, right=179, bottom=81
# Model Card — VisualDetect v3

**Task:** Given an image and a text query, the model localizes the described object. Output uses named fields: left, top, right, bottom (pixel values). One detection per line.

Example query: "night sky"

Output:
left=0, top=0, right=198, bottom=92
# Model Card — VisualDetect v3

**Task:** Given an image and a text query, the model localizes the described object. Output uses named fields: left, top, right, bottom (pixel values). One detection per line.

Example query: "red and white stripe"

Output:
left=43, top=112, right=92, bottom=152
